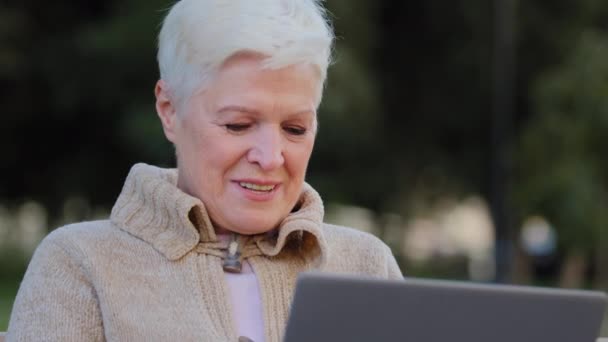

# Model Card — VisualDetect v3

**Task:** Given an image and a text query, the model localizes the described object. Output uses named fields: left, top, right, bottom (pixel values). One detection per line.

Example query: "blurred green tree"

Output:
left=1, top=0, right=608, bottom=287
left=516, top=31, right=608, bottom=288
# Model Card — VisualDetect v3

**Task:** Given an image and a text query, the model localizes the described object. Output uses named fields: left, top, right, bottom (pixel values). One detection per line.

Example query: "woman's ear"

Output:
left=155, top=80, right=179, bottom=143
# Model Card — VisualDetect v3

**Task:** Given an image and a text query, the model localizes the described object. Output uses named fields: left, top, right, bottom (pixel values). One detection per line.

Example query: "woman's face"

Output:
left=156, top=55, right=320, bottom=235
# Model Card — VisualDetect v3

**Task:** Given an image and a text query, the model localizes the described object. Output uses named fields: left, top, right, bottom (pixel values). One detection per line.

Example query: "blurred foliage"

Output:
left=1, top=0, right=608, bottom=289
left=0, top=248, right=29, bottom=330
left=516, top=30, right=608, bottom=252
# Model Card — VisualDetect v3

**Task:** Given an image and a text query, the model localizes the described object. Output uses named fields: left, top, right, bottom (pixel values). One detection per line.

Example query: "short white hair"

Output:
left=157, top=0, right=334, bottom=108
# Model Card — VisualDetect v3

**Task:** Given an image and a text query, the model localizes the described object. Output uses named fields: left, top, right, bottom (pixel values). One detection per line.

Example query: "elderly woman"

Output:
left=7, top=0, right=402, bottom=341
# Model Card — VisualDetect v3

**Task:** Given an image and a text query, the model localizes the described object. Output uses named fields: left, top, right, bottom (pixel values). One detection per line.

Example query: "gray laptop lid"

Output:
left=284, top=272, right=607, bottom=342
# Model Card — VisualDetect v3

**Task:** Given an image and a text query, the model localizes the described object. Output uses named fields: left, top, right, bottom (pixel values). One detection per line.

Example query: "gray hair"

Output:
left=157, top=0, right=334, bottom=109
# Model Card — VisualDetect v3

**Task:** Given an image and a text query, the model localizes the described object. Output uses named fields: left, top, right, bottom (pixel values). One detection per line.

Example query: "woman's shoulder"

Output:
left=35, top=219, right=136, bottom=264
left=43, top=220, right=123, bottom=248
left=322, top=222, right=390, bottom=251
left=323, top=223, right=403, bottom=279
left=321, top=223, right=396, bottom=263
left=320, top=223, right=402, bottom=278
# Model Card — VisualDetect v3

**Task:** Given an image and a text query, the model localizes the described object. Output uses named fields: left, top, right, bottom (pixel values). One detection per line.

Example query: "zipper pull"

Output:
left=223, top=233, right=242, bottom=273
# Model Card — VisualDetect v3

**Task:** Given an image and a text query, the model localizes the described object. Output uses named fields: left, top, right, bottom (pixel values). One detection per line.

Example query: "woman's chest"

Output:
left=90, top=253, right=307, bottom=341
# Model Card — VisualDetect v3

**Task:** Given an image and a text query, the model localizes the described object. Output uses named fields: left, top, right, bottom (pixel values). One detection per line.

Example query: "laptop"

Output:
left=284, top=272, right=607, bottom=342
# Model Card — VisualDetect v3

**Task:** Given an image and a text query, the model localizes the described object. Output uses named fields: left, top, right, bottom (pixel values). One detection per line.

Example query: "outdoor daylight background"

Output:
left=1, top=0, right=608, bottom=334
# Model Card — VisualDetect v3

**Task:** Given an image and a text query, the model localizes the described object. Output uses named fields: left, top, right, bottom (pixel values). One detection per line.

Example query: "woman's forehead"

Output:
left=196, top=56, right=321, bottom=113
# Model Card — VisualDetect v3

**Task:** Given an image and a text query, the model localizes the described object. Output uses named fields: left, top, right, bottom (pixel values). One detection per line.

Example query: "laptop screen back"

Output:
left=284, top=273, right=607, bottom=342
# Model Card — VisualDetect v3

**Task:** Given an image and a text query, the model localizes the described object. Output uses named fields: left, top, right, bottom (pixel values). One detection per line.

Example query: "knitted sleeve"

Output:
left=6, top=231, right=104, bottom=341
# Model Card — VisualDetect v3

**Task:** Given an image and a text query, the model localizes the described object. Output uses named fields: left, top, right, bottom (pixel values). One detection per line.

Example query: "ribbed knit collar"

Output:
left=110, top=163, right=328, bottom=267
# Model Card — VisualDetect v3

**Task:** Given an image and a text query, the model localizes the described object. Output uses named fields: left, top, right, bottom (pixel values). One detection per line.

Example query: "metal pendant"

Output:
left=222, top=234, right=242, bottom=273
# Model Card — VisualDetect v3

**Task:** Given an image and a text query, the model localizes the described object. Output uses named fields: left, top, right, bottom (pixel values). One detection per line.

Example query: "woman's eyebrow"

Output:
left=217, top=105, right=260, bottom=115
left=217, top=105, right=315, bottom=117
left=289, top=109, right=316, bottom=116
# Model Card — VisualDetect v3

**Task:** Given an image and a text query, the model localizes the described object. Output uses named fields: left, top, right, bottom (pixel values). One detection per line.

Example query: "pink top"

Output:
left=220, top=235, right=266, bottom=342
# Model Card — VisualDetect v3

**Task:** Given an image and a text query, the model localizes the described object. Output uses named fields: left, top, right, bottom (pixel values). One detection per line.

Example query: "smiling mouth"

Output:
left=239, top=182, right=276, bottom=192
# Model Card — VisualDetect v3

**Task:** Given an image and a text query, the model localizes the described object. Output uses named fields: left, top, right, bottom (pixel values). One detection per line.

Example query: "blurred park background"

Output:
left=1, top=0, right=608, bottom=333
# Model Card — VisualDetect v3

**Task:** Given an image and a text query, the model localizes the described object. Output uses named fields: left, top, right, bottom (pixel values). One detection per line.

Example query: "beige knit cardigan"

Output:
left=7, top=163, right=403, bottom=342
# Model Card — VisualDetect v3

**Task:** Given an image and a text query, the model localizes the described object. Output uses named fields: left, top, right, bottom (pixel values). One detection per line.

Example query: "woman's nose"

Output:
left=246, top=126, right=285, bottom=171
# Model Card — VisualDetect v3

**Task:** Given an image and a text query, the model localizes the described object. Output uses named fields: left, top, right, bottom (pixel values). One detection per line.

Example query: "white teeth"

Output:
left=239, top=182, right=275, bottom=192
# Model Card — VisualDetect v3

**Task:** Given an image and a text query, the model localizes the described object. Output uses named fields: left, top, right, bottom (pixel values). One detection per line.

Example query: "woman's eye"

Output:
left=225, top=123, right=251, bottom=132
left=284, top=126, right=306, bottom=136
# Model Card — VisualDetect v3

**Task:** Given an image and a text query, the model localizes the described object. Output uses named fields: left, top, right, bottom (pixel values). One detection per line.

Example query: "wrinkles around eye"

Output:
left=283, top=126, right=306, bottom=136
left=222, top=122, right=309, bottom=137
left=224, top=123, right=251, bottom=132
